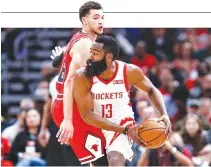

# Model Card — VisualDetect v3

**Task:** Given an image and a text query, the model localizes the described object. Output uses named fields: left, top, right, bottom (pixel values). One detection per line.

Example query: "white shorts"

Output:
left=102, top=117, right=135, bottom=161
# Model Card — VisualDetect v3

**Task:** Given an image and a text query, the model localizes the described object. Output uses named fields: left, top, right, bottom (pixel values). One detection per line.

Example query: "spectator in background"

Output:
left=144, top=28, right=174, bottom=61
left=137, top=140, right=193, bottom=166
left=186, top=99, right=201, bottom=114
left=195, top=33, right=211, bottom=62
left=173, top=41, right=199, bottom=80
left=199, top=98, right=211, bottom=127
left=201, top=74, right=211, bottom=98
left=178, top=28, right=209, bottom=52
left=171, top=85, right=190, bottom=131
left=10, top=109, right=46, bottom=166
left=170, top=41, right=182, bottom=61
left=135, top=101, right=149, bottom=124
left=2, top=98, right=35, bottom=145
left=131, top=89, right=150, bottom=121
left=34, top=80, right=49, bottom=101
left=171, top=114, right=211, bottom=166
left=189, top=62, right=211, bottom=98
left=40, top=61, right=56, bottom=82
left=158, top=67, right=178, bottom=118
left=131, top=41, right=156, bottom=74
left=29, top=60, right=56, bottom=97
left=1, top=103, right=13, bottom=132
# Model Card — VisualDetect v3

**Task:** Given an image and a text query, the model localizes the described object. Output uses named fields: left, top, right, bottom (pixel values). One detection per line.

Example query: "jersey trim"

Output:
left=123, top=63, right=129, bottom=92
left=96, top=61, right=119, bottom=85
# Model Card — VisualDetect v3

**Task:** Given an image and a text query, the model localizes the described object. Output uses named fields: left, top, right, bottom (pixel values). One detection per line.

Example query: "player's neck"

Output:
left=81, top=27, right=97, bottom=42
left=98, top=62, right=116, bottom=80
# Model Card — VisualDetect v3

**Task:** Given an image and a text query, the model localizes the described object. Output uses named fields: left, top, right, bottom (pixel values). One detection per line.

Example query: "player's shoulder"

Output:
left=73, top=37, right=92, bottom=49
left=124, top=62, right=143, bottom=74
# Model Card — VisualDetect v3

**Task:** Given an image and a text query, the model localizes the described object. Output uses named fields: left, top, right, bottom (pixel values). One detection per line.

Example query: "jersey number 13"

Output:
left=101, top=104, right=113, bottom=118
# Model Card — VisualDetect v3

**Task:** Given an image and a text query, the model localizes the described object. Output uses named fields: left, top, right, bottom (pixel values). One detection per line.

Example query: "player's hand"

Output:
left=162, top=141, right=173, bottom=151
left=158, top=115, right=172, bottom=135
left=50, top=46, right=64, bottom=60
left=127, top=126, right=148, bottom=147
left=38, top=129, right=50, bottom=147
left=56, top=119, right=74, bottom=144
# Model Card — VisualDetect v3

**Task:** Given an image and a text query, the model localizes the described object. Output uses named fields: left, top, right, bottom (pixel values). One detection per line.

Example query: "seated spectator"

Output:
left=199, top=98, right=211, bottom=127
left=137, top=141, right=193, bottom=166
left=170, top=41, right=182, bottom=61
left=201, top=74, right=211, bottom=98
left=171, top=85, right=190, bottom=131
left=173, top=41, right=199, bottom=80
left=189, top=62, right=211, bottom=98
left=135, top=101, right=149, bottom=124
left=10, top=109, right=46, bottom=166
left=2, top=98, right=35, bottom=145
left=34, top=80, right=49, bottom=101
left=131, top=40, right=156, bottom=74
left=131, top=89, right=150, bottom=121
left=195, top=32, right=211, bottom=62
left=171, top=113, right=211, bottom=166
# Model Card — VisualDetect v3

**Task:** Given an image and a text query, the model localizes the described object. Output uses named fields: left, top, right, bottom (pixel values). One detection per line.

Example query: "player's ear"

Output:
left=81, top=17, right=87, bottom=25
left=107, top=53, right=113, bottom=62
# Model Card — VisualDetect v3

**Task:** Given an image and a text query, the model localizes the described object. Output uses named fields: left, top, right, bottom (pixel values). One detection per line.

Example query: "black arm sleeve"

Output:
left=52, top=54, right=64, bottom=68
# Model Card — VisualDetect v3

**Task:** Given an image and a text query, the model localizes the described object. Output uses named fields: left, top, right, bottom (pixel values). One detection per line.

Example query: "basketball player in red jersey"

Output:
left=51, top=1, right=107, bottom=165
left=73, top=35, right=172, bottom=166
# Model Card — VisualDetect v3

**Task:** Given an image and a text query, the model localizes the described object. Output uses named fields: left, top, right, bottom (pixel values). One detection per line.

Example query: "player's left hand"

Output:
left=50, top=46, right=64, bottom=60
left=56, top=119, right=74, bottom=145
left=158, top=115, right=172, bottom=135
left=127, top=126, right=148, bottom=147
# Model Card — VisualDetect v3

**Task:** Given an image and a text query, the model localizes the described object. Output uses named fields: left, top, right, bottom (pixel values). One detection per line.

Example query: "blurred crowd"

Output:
left=1, top=28, right=211, bottom=166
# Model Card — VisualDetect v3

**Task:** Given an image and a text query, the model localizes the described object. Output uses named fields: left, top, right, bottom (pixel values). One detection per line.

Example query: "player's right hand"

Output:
left=127, top=126, right=148, bottom=147
left=56, top=119, right=74, bottom=144
left=50, top=46, right=64, bottom=60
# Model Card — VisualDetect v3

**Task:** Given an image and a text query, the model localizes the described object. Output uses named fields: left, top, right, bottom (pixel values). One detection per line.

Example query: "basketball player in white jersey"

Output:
left=73, top=35, right=172, bottom=166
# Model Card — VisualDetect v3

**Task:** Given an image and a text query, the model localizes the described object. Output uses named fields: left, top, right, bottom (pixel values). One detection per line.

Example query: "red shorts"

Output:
left=52, top=99, right=106, bottom=164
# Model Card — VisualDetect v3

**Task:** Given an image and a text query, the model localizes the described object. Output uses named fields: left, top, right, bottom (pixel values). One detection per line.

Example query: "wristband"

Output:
left=123, top=127, right=128, bottom=136
left=52, top=54, right=64, bottom=68
left=171, top=147, right=177, bottom=154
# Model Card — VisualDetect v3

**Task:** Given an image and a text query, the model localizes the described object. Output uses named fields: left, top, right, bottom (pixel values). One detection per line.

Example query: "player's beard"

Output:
left=85, top=55, right=107, bottom=78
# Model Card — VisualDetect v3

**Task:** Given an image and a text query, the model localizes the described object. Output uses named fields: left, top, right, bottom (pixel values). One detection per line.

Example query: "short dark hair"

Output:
left=79, top=1, right=103, bottom=22
left=95, top=35, right=120, bottom=60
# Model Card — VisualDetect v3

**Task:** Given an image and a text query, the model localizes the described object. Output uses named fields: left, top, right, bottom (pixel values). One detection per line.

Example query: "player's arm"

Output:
left=38, top=96, right=52, bottom=147
left=63, top=38, right=92, bottom=121
left=127, top=64, right=171, bottom=133
left=57, top=38, right=92, bottom=144
left=73, top=71, right=126, bottom=133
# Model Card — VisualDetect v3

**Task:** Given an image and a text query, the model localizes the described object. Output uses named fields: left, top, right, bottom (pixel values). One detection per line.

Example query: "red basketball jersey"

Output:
left=56, top=31, right=87, bottom=95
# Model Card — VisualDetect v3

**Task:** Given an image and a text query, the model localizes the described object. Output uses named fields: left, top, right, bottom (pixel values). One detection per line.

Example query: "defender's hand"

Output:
left=50, top=46, right=64, bottom=60
left=56, top=119, right=74, bottom=144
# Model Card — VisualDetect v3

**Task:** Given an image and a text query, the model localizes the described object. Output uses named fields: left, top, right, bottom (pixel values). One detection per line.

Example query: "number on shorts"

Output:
left=58, top=62, right=66, bottom=83
left=101, top=104, right=112, bottom=118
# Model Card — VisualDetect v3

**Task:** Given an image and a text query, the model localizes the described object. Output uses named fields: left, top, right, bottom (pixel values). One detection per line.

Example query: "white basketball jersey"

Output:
left=91, top=60, right=134, bottom=123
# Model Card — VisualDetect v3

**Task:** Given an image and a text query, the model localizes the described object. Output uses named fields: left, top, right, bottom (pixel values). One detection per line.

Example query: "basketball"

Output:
left=137, top=117, right=168, bottom=149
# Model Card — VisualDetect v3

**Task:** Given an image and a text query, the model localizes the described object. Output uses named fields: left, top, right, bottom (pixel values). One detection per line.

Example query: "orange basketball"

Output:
left=137, top=117, right=168, bottom=149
